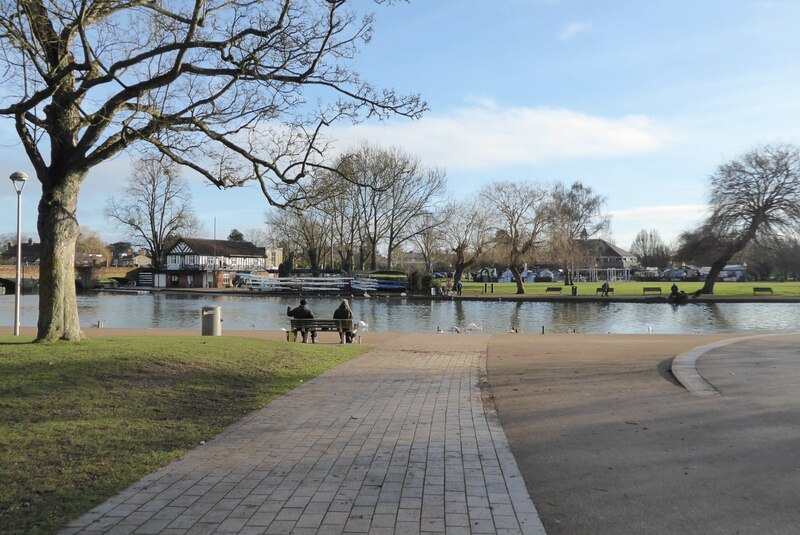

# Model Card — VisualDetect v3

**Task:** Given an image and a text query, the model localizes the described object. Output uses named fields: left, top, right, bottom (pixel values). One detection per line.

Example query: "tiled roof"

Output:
left=581, top=239, right=636, bottom=258
left=174, top=238, right=266, bottom=257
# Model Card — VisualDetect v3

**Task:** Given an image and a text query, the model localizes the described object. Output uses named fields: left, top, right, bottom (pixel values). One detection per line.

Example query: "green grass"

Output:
left=0, top=336, right=366, bottom=535
left=461, top=280, right=800, bottom=296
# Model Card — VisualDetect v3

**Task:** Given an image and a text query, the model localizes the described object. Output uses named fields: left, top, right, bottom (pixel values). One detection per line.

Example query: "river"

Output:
left=1, top=292, right=798, bottom=334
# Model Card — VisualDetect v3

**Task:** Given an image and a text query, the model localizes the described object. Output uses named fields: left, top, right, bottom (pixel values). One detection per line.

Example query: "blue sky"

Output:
left=2, top=0, right=800, bottom=251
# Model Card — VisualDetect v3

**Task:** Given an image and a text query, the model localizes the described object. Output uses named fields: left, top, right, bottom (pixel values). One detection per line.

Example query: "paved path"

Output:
left=488, top=333, right=800, bottom=535
left=62, top=334, right=544, bottom=535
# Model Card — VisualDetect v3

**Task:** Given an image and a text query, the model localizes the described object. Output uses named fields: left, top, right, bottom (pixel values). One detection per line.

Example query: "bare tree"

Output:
left=629, top=229, right=671, bottom=268
left=345, top=144, right=446, bottom=270
left=410, top=212, right=445, bottom=275
left=440, top=198, right=490, bottom=284
left=0, top=1, right=424, bottom=341
left=547, top=181, right=609, bottom=285
left=481, top=181, right=549, bottom=294
left=242, top=227, right=272, bottom=249
left=677, top=144, right=800, bottom=294
left=310, top=167, right=362, bottom=273
left=384, top=160, right=446, bottom=269
left=266, top=207, right=330, bottom=273
left=106, top=157, right=199, bottom=269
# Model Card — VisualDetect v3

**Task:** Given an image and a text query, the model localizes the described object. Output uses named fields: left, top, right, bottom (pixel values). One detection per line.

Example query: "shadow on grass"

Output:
left=0, top=340, right=361, bottom=534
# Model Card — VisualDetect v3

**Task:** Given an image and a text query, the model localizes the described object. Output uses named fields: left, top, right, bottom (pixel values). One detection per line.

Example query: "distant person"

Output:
left=670, top=283, right=680, bottom=298
left=333, top=298, right=354, bottom=344
left=287, top=298, right=315, bottom=343
left=601, top=281, right=610, bottom=296
left=455, top=280, right=463, bottom=296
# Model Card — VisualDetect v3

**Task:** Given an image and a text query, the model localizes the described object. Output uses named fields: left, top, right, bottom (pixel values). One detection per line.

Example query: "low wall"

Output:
left=0, top=265, right=135, bottom=291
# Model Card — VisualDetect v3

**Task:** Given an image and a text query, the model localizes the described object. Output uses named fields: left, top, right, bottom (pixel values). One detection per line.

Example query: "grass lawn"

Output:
left=461, top=280, right=800, bottom=297
left=0, top=336, right=366, bottom=535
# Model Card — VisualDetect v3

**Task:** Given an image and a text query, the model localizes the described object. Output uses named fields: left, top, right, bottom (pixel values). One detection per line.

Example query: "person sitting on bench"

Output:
left=287, top=299, right=316, bottom=343
left=333, top=298, right=354, bottom=344
left=670, top=283, right=680, bottom=299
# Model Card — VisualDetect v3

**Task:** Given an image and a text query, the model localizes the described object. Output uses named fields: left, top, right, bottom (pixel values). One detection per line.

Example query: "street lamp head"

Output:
left=9, top=171, right=29, bottom=193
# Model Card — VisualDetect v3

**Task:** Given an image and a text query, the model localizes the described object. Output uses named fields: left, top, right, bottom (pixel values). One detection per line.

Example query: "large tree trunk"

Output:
left=338, top=249, right=352, bottom=274
left=453, top=265, right=465, bottom=285
left=699, top=256, right=731, bottom=295
left=511, top=266, right=525, bottom=295
left=308, top=247, right=319, bottom=276
left=37, top=174, right=84, bottom=341
left=369, top=240, right=378, bottom=271
left=562, top=261, right=573, bottom=286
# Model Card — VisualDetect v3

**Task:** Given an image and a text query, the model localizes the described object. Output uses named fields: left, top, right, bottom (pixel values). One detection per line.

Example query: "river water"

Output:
left=1, top=292, right=798, bottom=334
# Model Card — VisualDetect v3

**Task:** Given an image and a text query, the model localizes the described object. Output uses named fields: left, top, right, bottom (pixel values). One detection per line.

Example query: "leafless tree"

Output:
left=547, top=181, right=609, bottom=285
left=106, top=157, right=199, bottom=268
left=345, top=144, right=446, bottom=270
left=0, top=0, right=424, bottom=340
left=629, top=229, right=671, bottom=268
left=677, top=144, right=800, bottom=294
left=242, top=227, right=273, bottom=249
left=311, top=167, right=362, bottom=273
left=440, top=198, right=490, bottom=284
left=481, top=181, right=549, bottom=294
left=266, top=207, right=330, bottom=273
left=410, top=212, right=445, bottom=274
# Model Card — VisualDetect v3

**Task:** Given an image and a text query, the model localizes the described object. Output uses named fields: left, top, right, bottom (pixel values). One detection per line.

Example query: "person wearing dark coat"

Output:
left=287, top=299, right=315, bottom=343
left=333, top=298, right=354, bottom=344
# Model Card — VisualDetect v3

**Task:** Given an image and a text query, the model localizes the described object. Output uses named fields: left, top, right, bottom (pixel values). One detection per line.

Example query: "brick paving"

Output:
left=61, top=334, right=545, bottom=534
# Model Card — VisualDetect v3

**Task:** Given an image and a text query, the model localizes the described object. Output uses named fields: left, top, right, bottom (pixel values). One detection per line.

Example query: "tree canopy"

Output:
left=0, top=0, right=424, bottom=340
left=678, top=144, right=800, bottom=293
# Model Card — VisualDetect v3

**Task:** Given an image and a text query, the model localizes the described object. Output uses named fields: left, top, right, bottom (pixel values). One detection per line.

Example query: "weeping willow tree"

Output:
left=0, top=0, right=424, bottom=340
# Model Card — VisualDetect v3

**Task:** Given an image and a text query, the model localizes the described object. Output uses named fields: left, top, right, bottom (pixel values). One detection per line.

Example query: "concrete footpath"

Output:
left=61, top=334, right=545, bottom=535
left=488, top=333, right=800, bottom=535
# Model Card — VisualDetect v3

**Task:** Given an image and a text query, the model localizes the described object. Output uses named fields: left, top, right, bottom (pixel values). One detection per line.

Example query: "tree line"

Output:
left=258, top=144, right=610, bottom=295
left=101, top=143, right=800, bottom=300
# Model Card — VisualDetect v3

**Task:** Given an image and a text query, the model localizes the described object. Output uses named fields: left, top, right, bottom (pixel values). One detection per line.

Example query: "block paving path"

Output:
left=62, top=334, right=545, bottom=534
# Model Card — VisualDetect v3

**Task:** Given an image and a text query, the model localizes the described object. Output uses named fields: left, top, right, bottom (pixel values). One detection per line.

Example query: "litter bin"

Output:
left=201, top=306, right=222, bottom=336
left=571, top=285, right=578, bottom=296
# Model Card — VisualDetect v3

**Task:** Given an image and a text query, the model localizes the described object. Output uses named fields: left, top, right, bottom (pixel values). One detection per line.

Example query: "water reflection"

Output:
left=0, top=293, right=798, bottom=334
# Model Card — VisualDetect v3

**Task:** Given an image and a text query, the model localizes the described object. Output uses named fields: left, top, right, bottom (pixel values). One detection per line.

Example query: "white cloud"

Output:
left=559, top=20, right=592, bottom=41
left=329, top=100, right=674, bottom=172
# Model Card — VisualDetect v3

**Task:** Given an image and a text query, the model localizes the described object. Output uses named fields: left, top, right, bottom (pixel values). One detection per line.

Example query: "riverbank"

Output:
left=94, top=285, right=800, bottom=303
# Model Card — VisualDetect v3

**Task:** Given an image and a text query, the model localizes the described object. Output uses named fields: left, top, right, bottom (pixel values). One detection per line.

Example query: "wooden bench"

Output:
left=545, top=286, right=563, bottom=294
left=753, top=287, right=773, bottom=296
left=289, top=318, right=357, bottom=343
left=596, top=287, right=614, bottom=295
left=642, top=287, right=662, bottom=295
